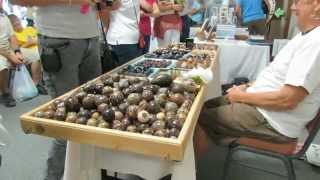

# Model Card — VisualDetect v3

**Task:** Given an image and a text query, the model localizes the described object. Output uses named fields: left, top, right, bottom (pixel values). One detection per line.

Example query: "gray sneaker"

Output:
left=0, top=93, right=16, bottom=107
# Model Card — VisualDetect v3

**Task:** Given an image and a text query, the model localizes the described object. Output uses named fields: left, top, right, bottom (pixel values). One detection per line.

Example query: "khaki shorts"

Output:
left=0, top=48, right=39, bottom=71
left=198, top=96, right=294, bottom=144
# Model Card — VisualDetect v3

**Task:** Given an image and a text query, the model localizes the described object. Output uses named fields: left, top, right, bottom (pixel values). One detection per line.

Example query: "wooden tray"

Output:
left=20, top=75, right=207, bottom=161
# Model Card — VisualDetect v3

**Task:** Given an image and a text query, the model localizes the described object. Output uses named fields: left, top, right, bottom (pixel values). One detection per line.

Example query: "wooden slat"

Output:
left=19, top=47, right=218, bottom=161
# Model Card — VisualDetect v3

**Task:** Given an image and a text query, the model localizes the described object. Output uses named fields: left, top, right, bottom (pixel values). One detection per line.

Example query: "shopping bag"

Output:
left=101, top=43, right=118, bottom=73
left=12, top=65, right=38, bottom=101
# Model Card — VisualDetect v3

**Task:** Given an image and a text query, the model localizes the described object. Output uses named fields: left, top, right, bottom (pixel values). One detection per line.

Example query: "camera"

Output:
left=102, top=0, right=113, bottom=6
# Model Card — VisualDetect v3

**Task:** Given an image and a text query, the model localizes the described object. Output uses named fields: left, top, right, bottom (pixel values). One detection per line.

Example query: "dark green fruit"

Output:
left=127, top=93, right=142, bottom=105
left=118, top=102, right=129, bottom=114
left=147, top=101, right=161, bottom=114
left=102, top=108, right=115, bottom=122
left=78, top=109, right=91, bottom=119
left=151, top=74, right=172, bottom=87
left=65, top=96, right=80, bottom=112
left=165, top=102, right=178, bottom=112
left=102, top=86, right=113, bottom=95
left=82, top=95, right=96, bottom=109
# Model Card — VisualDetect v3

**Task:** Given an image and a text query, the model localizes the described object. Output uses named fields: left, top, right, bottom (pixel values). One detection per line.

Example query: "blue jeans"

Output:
left=111, top=44, right=142, bottom=66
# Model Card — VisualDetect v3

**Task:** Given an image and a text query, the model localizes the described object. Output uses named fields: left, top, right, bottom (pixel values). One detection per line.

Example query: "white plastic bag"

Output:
left=12, top=64, right=38, bottom=101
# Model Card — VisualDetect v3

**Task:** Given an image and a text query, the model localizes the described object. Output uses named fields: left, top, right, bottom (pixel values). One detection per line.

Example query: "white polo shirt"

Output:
left=247, top=26, right=320, bottom=138
left=107, top=0, right=140, bottom=45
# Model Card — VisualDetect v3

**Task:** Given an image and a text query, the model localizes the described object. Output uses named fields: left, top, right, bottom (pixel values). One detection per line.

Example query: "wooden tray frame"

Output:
left=20, top=54, right=208, bottom=161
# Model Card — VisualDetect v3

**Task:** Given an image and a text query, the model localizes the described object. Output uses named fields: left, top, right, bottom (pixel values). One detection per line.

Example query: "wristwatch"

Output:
left=14, top=48, right=21, bottom=54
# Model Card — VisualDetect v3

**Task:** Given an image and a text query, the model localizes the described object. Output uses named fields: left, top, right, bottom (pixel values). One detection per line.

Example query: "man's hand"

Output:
left=9, top=52, right=24, bottom=65
left=225, top=85, right=246, bottom=103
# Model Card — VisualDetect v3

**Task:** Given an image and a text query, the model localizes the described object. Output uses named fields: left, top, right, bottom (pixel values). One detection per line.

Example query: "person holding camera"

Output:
left=10, top=0, right=107, bottom=179
left=104, top=0, right=153, bottom=65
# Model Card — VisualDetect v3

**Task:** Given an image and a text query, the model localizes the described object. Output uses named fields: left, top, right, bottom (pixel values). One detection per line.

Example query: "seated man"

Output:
left=8, top=14, right=47, bottom=95
left=194, top=0, right=320, bottom=157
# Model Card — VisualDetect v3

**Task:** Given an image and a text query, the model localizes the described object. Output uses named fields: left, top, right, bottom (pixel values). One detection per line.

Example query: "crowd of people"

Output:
left=1, top=0, right=320, bottom=180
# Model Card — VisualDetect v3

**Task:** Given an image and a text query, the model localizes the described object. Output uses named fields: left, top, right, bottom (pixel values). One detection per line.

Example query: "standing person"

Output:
left=139, top=0, right=160, bottom=54
left=180, top=0, right=194, bottom=42
left=10, top=0, right=103, bottom=179
left=235, top=0, right=269, bottom=35
left=189, top=0, right=204, bottom=25
left=154, top=0, right=184, bottom=48
left=8, top=14, right=47, bottom=95
left=106, top=0, right=151, bottom=65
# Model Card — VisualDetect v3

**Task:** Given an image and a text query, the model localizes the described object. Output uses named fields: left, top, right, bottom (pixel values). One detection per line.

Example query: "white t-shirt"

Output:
left=107, top=0, right=140, bottom=45
left=0, top=15, right=14, bottom=52
left=247, top=26, right=320, bottom=138
left=35, top=5, right=99, bottom=39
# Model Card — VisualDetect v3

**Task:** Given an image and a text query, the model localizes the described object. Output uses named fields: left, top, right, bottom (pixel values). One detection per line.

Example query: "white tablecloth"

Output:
left=63, top=57, right=222, bottom=180
left=196, top=39, right=270, bottom=84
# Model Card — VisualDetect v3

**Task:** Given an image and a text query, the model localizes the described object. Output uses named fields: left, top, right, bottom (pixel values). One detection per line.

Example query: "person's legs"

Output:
left=111, top=44, right=142, bottom=66
left=0, top=55, right=16, bottom=107
left=142, top=35, right=150, bottom=54
left=194, top=96, right=293, bottom=159
left=21, top=47, right=47, bottom=94
left=38, top=35, right=100, bottom=180
left=180, top=15, right=192, bottom=42
left=78, top=37, right=102, bottom=85
left=44, top=139, right=66, bottom=180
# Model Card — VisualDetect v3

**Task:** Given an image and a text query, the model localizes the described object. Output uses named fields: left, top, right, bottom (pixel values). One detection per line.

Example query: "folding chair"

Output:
left=222, top=109, right=320, bottom=180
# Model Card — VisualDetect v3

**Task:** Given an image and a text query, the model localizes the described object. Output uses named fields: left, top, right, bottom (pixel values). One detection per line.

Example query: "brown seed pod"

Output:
left=137, top=110, right=150, bottom=123
left=98, top=121, right=110, bottom=128
left=169, top=93, right=185, bottom=106
left=126, top=105, right=139, bottom=119
left=147, top=101, right=161, bottom=114
left=109, top=91, right=125, bottom=106
left=127, top=93, right=142, bottom=105
left=102, top=86, right=113, bottom=95
left=82, top=95, right=96, bottom=109
left=87, top=118, right=98, bottom=126
left=114, top=111, right=124, bottom=120
left=126, top=125, right=137, bottom=133
left=165, top=102, right=178, bottom=112
left=34, top=111, right=45, bottom=118
left=151, top=120, right=166, bottom=131
left=142, top=90, right=154, bottom=101
left=44, top=110, right=55, bottom=119
left=65, top=112, right=78, bottom=123
left=142, top=128, right=154, bottom=135
left=97, top=103, right=109, bottom=113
